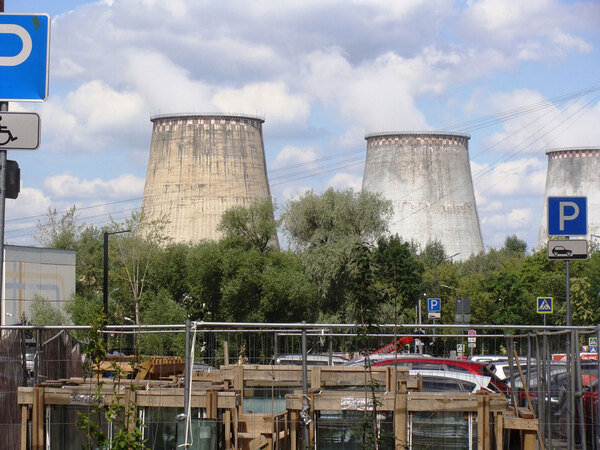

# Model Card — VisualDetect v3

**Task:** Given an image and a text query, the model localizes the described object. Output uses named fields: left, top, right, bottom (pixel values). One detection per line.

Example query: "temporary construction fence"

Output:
left=2, top=321, right=600, bottom=449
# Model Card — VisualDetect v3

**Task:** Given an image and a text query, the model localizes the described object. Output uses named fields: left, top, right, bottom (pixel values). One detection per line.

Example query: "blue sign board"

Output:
left=427, top=298, right=441, bottom=312
left=590, top=337, right=598, bottom=347
left=590, top=346, right=598, bottom=354
left=0, top=14, right=50, bottom=101
left=537, top=297, right=553, bottom=314
left=548, top=197, right=587, bottom=236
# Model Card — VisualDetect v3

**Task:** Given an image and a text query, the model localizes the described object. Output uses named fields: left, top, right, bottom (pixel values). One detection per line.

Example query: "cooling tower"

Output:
left=141, top=113, right=273, bottom=244
left=537, top=147, right=600, bottom=247
left=362, top=132, right=483, bottom=260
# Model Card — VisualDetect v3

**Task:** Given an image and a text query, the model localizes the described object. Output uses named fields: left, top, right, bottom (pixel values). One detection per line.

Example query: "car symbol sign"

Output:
left=547, top=239, right=588, bottom=260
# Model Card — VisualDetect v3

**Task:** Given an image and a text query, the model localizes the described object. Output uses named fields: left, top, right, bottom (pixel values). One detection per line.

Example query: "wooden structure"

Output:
left=18, top=364, right=542, bottom=449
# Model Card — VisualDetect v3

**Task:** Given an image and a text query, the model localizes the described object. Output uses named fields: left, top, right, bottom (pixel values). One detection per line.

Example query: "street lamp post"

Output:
left=103, top=230, right=131, bottom=318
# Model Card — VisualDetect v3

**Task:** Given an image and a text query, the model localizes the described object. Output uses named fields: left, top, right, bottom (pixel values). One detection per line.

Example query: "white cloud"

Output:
left=213, top=82, right=310, bottom=127
left=271, top=146, right=318, bottom=170
left=483, top=207, right=534, bottom=231
left=301, top=48, right=431, bottom=131
left=43, top=174, right=145, bottom=200
left=479, top=90, right=600, bottom=155
left=326, top=172, right=363, bottom=191
left=460, top=0, right=595, bottom=61
left=471, top=158, right=546, bottom=198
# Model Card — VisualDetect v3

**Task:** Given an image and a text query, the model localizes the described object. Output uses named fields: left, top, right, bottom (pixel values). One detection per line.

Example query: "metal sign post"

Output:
left=547, top=197, right=588, bottom=328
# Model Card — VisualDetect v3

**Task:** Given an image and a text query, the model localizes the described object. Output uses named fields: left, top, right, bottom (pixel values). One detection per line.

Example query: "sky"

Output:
left=2, top=0, right=600, bottom=252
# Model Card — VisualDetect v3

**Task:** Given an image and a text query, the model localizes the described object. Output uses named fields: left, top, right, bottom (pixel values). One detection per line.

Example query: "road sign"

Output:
left=537, top=297, right=553, bottom=314
left=591, top=346, right=598, bottom=354
left=547, top=239, right=588, bottom=260
left=427, top=298, right=441, bottom=312
left=457, top=344, right=464, bottom=353
left=0, top=112, right=40, bottom=149
left=468, top=342, right=476, bottom=348
left=590, top=337, right=598, bottom=347
left=467, top=329, right=476, bottom=343
left=0, top=14, right=50, bottom=101
left=548, top=197, right=587, bottom=236
left=455, top=297, right=471, bottom=323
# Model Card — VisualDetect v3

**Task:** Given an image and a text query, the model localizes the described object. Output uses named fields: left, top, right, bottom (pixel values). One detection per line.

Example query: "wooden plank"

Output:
left=394, top=391, right=407, bottom=449
left=310, top=366, right=321, bottom=390
left=224, top=410, right=231, bottom=449
left=290, top=411, right=297, bottom=450
left=495, top=413, right=504, bottom=450
left=248, top=435, right=269, bottom=450
left=224, top=341, right=229, bottom=366
left=32, top=387, right=44, bottom=450
left=20, top=405, right=28, bottom=450
left=517, top=406, right=535, bottom=419
left=477, top=394, right=490, bottom=450
left=522, top=430, right=536, bottom=450
left=503, top=415, right=539, bottom=431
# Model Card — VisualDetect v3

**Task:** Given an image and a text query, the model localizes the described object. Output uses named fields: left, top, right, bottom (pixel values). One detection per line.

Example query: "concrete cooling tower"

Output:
left=537, top=147, right=600, bottom=247
left=362, top=132, right=483, bottom=260
left=141, top=113, right=273, bottom=244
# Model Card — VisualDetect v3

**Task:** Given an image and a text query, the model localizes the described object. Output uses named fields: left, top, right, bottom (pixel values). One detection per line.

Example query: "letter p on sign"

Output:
left=548, top=197, right=587, bottom=236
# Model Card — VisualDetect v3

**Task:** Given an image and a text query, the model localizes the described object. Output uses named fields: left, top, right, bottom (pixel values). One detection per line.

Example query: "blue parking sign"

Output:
left=0, top=14, right=50, bottom=101
left=548, top=197, right=587, bottom=236
left=427, top=298, right=441, bottom=312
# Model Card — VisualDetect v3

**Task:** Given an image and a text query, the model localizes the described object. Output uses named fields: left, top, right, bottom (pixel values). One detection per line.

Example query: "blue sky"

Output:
left=2, top=0, right=600, bottom=252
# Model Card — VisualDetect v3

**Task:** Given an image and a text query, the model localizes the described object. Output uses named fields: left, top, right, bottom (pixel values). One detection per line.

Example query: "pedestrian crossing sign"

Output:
left=537, top=297, right=553, bottom=314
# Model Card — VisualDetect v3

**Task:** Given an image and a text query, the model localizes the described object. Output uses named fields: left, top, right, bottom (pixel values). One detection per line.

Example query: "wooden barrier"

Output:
left=18, top=363, right=543, bottom=449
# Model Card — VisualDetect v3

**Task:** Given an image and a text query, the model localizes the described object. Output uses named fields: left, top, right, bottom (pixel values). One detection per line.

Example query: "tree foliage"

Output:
left=218, top=197, right=279, bottom=252
left=35, top=190, right=600, bottom=350
left=282, top=188, right=392, bottom=248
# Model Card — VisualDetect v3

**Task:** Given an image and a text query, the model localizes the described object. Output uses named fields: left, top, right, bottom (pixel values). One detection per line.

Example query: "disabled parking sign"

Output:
left=0, top=14, right=50, bottom=101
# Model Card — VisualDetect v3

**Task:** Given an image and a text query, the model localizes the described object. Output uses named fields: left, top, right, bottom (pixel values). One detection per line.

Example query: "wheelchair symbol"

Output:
left=0, top=117, right=18, bottom=145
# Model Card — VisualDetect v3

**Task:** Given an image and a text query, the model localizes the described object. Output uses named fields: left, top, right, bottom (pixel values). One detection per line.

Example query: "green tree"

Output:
left=373, top=235, right=423, bottom=322
left=281, top=188, right=391, bottom=318
left=109, top=211, right=171, bottom=326
left=504, top=234, right=528, bottom=255
left=141, top=290, right=187, bottom=355
left=282, top=188, right=391, bottom=248
left=30, top=294, right=69, bottom=325
left=218, top=197, right=279, bottom=253
left=186, top=242, right=224, bottom=320
left=34, top=206, right=83, bottom=249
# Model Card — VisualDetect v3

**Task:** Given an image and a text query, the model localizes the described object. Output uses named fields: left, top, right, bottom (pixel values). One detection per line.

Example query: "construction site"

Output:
left=2, top=321, right=599, bottom=449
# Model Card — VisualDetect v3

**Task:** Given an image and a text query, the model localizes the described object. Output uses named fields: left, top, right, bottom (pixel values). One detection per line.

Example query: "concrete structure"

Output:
left=362, top=132, right=483, bottom=260
left=141, top=113, right=273, bottom=244
left=537, top=147, right=600, bottom=247
left=2, top=245, right=76, bottom=325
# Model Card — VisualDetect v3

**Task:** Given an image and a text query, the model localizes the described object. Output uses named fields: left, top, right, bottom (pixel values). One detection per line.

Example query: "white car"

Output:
left=409, top=369, right=497, bottom=393
left=271, top=354, right=348, bottom=366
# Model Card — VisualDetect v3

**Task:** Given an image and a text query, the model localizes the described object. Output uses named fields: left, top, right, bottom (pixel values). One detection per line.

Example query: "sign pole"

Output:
left=0, top=0, right=7, bottom=321
left=566, top=259, right=571, bottom=327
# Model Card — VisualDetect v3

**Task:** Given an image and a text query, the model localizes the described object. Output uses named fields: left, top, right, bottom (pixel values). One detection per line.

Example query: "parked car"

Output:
left=344, top=353, right=432, bottom=367
left=271, top=354, right=347, bottom=366
left=370, top=356, right=510, bottom=395
left=410, top=370, right=497, bottom=393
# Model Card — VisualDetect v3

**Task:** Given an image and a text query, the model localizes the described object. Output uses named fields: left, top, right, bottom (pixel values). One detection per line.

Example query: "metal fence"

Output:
left=2, top=322, right=599, bottom=449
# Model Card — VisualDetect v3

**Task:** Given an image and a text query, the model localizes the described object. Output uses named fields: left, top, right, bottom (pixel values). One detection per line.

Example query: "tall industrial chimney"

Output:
left=141, top=113, right=273, bottom=244
left=362, top=132, right=484, bottom=260
left=537, top=147, right=600, bottom=247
